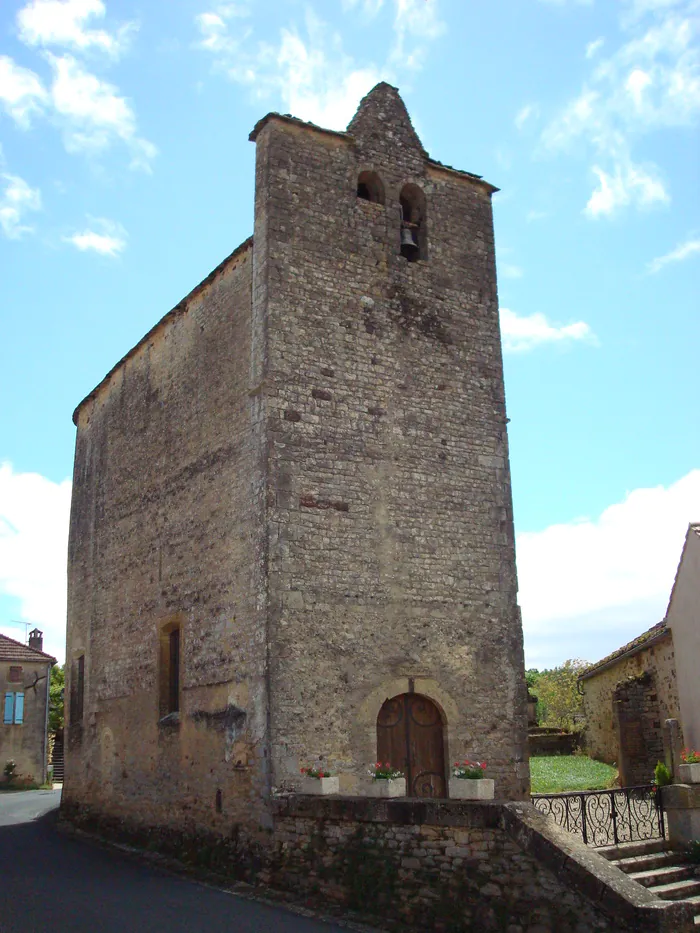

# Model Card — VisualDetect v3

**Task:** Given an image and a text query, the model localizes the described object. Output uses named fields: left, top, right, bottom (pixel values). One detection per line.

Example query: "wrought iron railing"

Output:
left=531, top=785, right=665, bottom=848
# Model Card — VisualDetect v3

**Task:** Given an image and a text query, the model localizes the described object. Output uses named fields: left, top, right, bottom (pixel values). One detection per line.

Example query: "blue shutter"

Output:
left=3, top=692, right=13, bottom=724
left=14, top=693, right=24, bottom=724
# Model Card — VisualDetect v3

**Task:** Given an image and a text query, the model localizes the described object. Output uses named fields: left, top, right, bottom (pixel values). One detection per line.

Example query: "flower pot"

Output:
left=367, top=777, right=406, bottom=798
left=449, top=778, right=495, bottom=800
left=678, top=763, right=700, bottom=784
left=302, top=776, right=340, bottom=795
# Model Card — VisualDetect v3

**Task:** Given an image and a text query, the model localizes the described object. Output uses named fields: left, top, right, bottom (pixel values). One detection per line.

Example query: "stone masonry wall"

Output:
left=0, top=659, right=51, bottom=784
left=582, top=635, right=679, bottom=766
left=252, top=84, right=528, bottom=799
left=64, top=241, right=271, bottom=835
left=613, top=673, right=665, bottom=787
left=267, top=797, right=690, bottom=933
left=60, top=796, right=692, bottom=933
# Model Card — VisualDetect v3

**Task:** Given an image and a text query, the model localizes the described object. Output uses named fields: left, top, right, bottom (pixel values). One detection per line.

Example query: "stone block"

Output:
left=450, top=778, right=495, bottom=800
left=365, top=778, right=406, bottom=798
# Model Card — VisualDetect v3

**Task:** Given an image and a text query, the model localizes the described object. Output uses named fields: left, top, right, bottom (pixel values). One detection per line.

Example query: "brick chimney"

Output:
left=28, top=628, right=43, bottom=652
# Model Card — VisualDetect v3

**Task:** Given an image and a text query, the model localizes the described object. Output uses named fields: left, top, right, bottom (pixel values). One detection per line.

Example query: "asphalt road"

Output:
left=0, top=790, right=350, bottom=933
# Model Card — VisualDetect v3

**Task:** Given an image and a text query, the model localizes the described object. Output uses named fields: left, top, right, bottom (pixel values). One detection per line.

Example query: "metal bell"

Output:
left=401, top=226, right=418, bottom=248
left=401, top=225, right=420, bottom=260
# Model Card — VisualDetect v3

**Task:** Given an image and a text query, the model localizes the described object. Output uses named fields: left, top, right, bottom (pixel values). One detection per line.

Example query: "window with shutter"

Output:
left=3, top=692, right=13, bottom=724
left=14, top=692, right=24, bottom=724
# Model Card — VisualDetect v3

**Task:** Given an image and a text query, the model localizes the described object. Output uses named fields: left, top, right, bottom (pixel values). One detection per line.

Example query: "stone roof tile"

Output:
left=579, top=620, right=669, bottom=681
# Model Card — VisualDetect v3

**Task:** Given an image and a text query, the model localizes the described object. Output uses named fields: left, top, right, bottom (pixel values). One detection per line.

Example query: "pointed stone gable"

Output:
left=347, top=82, right=427, bottom=175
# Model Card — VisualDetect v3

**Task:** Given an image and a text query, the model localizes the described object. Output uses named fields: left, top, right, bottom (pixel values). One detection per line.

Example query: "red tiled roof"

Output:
left=0, top=633, right=56, bottom=664
left=579, top=620, right=669, bottom=681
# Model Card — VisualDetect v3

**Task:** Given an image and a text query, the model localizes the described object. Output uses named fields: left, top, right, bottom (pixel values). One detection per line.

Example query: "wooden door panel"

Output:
left=407, top=695, right=446, bottom=798
left=377, top=695, right=408, bottom=773
left=376, top=694, right=446, bottom=798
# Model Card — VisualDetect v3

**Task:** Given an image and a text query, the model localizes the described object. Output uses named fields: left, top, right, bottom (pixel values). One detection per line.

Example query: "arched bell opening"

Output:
left=376, top=693, right=447, bottom=798
left=357, top=170, right=385, bottom=205
left=399, top=183, right=427, bottom=262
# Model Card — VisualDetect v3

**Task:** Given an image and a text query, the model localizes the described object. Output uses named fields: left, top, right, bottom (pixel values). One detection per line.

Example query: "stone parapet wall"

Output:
left=60, top=796, right=694, bottom=933
left=269, top=797, right=691, bottom=932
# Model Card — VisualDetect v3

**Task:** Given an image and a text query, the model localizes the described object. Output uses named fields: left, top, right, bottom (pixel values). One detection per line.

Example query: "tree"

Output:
left=525, top=668, right=540, bottom=691
left=534, top=659, right=589, bottom=732
left=49, top=664, right=64, bottom=734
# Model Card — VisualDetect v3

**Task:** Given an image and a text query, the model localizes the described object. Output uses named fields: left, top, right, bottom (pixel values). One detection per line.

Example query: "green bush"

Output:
left=654, top=761, right=672, bottom=788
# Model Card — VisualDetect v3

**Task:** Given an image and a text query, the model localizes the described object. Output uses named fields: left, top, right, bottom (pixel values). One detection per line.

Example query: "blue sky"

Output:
left=0, top=0, right=698, bottom=665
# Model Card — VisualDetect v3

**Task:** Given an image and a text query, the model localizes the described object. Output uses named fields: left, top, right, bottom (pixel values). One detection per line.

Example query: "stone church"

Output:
left=63, top=84, right=529, bottom=840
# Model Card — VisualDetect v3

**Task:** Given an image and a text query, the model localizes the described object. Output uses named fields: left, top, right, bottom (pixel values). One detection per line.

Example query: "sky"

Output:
left=0, top=0, right=698, bottom=667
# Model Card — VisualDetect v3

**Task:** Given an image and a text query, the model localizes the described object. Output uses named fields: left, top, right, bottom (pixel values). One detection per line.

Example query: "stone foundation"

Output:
left=61, top=797, right=693, bottom=933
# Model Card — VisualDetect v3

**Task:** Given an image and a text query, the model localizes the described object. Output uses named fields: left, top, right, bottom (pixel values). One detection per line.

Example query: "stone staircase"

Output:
left=50, top=736, right=64, bottom=783
left=599, top=839, right=700, bottom=926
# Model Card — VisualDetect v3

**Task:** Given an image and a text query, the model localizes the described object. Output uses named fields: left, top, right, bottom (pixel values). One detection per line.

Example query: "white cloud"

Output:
left=47, top=53, right=156, bottom=169
left=647, top=234, right=700, bottom=271
left=585, top=158, right=669, bottom=215
left=0, top=54, right=47, bottom=127
left=0, top=463, right=71, bottom=662
left=342, top=0, right=386, bottom=13
left=500, top=262, right=524, bottom=279
left=196, top=1, right=443, bottom=130
left=541, top=0, right=700, bottom=214
left=586, top=37, right=605, bottom=58
left=515, top=103, right=539, bottom=129
left=390, top=0, right=445, bottom=71
left=17, top=0, right=135, bottom=59
left=0, top=173, right=41, bottom=238
left=500, top=307, right=596, bottom=353
left=64, top=216, right=126, bottom=255
left=519, top=470, right=700, bottom=668
left=526, top=209, right=550, bottom=221
left=0, top=6, right=154, bottom=171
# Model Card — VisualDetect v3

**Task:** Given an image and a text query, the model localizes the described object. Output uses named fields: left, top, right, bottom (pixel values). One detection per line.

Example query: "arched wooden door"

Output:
left=377, top=693, right=446, bottom=798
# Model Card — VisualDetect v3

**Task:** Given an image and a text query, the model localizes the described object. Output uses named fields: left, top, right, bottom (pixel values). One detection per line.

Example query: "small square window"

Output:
left=8, top=666, right=22, bottom=683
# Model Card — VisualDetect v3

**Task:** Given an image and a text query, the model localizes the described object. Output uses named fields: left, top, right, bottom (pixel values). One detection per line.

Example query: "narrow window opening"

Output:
left=215, top=788, right=223, bottom=813
left=399, top=184, right=427, bottom=262
left=168, top=628, right=180, bottom=714
left=71, top=655, right=84, bottom=724
left=356, top=171, right=385, bottom=205
left=158, top=617, right=183, bottom=720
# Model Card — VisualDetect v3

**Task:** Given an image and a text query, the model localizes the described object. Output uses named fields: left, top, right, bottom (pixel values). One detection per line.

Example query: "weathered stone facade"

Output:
left=0, top=632, right=55, bottom=785
left=581, top=624, right=680, bottom=771
left=63, top=84, right=528, bottom=840
left=666, top=524, right=700, bottom=749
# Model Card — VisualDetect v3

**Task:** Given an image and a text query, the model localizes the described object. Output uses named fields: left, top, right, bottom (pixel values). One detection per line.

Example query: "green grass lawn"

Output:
left=530, top=755, right=618, bottom=794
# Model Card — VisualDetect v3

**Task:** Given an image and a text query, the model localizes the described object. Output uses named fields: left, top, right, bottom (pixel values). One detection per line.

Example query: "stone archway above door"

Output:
left=377, top=693, right=447, bottom=798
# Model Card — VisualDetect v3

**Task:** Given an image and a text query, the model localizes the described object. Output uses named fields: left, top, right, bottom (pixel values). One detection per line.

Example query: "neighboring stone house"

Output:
left=1, top=630, right=56, bottom=785
left=580, top=621, right=680, bottom=786
left=666, top=523, right=700, bottom=750
left=63, top=84, right=529, bottom=846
